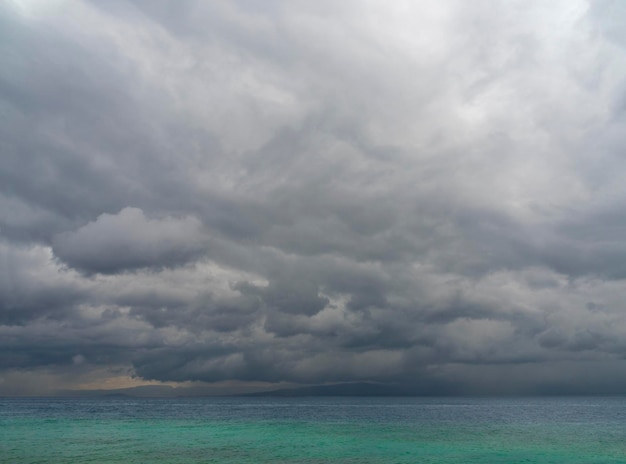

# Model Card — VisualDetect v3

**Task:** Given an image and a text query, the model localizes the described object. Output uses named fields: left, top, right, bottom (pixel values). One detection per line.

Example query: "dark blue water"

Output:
left=2, top=396, right=625, bottom=463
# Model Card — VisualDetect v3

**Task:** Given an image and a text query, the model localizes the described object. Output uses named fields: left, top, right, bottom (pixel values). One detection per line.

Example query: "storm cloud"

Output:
left=2, top=0, right=626, bottom=395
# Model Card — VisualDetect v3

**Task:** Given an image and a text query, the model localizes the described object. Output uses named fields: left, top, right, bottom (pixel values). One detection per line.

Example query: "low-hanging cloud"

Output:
left=52, top=207, right=208, bottom=274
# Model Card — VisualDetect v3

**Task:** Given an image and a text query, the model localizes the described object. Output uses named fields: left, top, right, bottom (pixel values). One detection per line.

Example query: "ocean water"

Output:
left=1, top=396, right=625, bottom=463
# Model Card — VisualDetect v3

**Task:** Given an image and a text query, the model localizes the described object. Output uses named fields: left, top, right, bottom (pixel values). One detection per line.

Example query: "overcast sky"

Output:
left=2, top=0, right=626, bottom=396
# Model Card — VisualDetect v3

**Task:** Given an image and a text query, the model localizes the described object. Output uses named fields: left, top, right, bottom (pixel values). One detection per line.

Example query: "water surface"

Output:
left=2, top=396, right=625, bottom=463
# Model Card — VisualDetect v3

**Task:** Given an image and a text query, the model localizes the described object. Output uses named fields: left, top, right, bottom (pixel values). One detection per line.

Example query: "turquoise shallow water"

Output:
left=1, top=397, right=625, bottom=463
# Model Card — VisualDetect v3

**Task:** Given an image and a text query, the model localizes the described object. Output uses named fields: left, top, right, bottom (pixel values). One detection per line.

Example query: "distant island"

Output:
left=55, top=382, right=460, bottom=398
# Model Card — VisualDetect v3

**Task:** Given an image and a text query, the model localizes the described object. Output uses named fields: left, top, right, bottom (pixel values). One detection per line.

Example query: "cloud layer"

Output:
left=2, top=0, right=626, bottom=395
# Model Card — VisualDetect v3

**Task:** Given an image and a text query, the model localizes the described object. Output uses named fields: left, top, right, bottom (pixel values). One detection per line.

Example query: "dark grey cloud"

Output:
left=0, top=242, right=84, bottom=325
left=2, top=0, right=626, bottom=395
left=52, top=207, right=208, bottom=274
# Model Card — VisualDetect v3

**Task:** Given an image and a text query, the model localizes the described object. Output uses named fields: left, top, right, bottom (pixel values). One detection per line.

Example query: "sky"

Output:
left=1, top=0, right=626, bottom=396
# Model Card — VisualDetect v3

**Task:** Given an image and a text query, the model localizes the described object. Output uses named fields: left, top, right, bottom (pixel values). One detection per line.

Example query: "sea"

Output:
left=1, top=396, right=625, bottom=463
